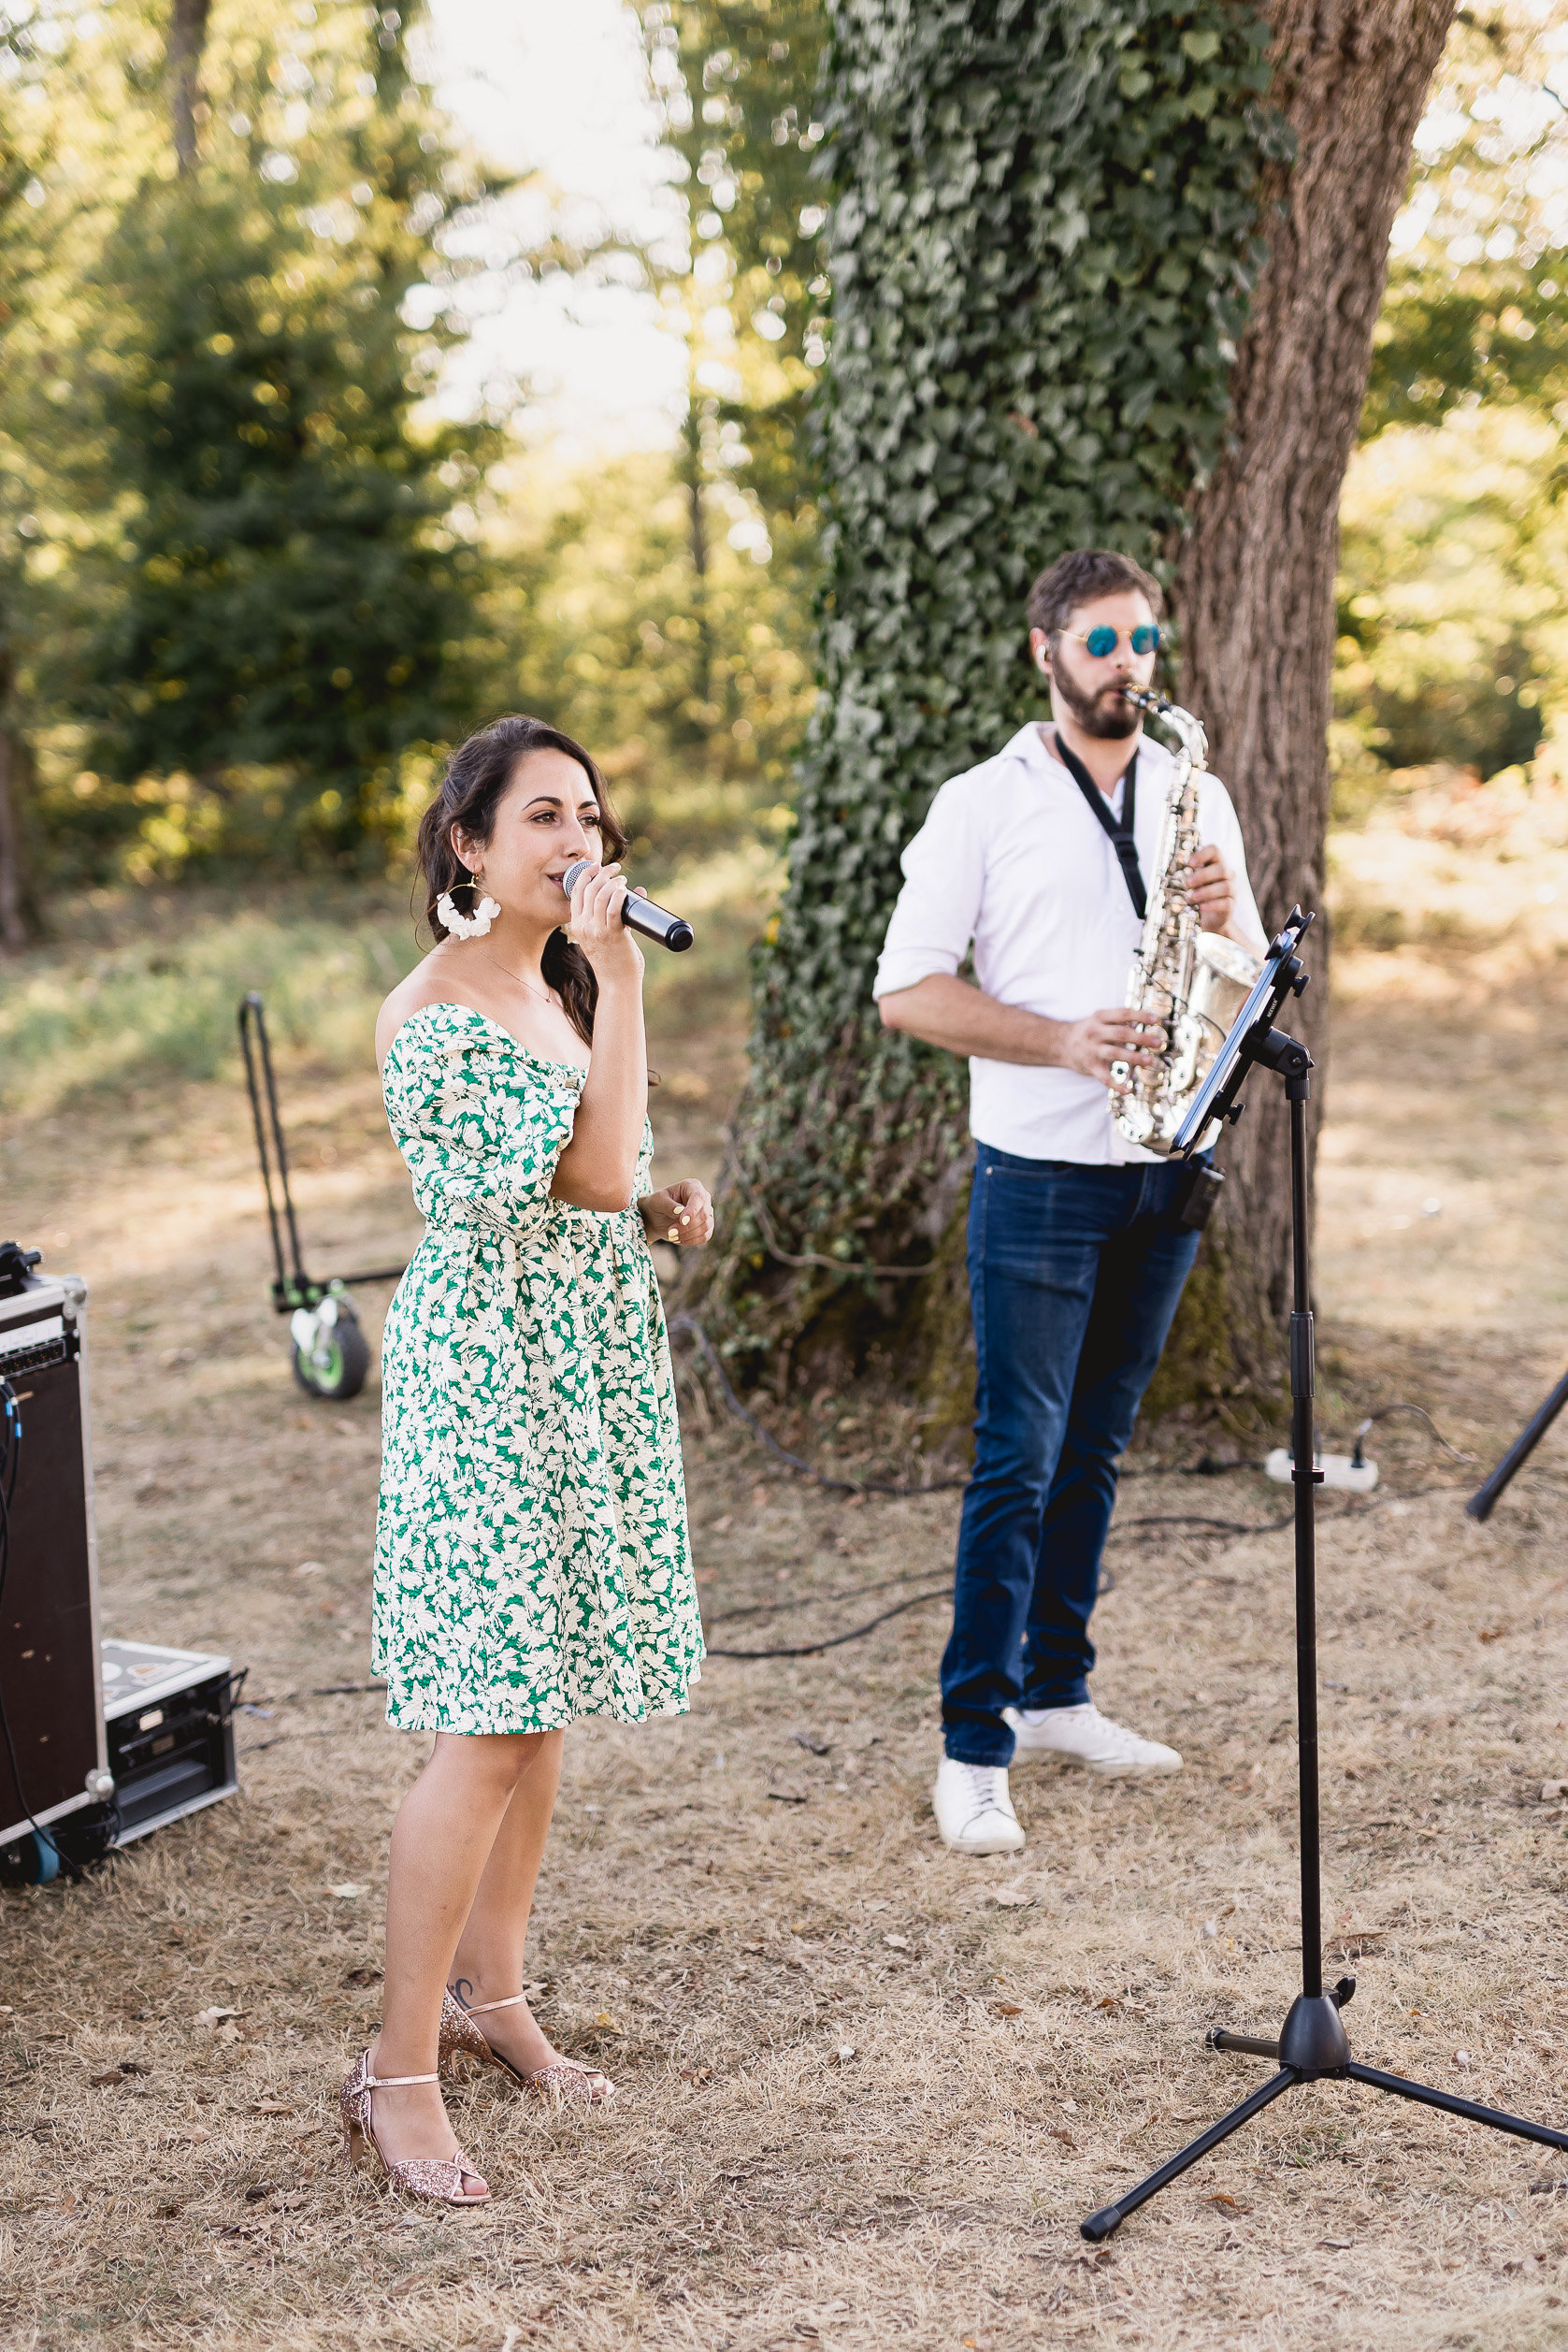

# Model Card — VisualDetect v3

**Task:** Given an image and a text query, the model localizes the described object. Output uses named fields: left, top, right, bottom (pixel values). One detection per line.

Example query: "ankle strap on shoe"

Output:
left=460, top=1992, right=532, bottom=2018
left=367, top=2070, right=439, bottom=2088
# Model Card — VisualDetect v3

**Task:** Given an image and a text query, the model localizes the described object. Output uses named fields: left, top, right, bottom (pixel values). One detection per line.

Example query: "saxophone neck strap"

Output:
left=1053, top=734, right=1146, bottom=919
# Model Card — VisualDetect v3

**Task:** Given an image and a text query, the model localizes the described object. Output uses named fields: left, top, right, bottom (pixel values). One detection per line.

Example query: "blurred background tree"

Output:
left=63, top=0, right=496, bottom=875
left=2, top=0, right=503, bottom=895
left=1335, top=0, right=1568, bottom=796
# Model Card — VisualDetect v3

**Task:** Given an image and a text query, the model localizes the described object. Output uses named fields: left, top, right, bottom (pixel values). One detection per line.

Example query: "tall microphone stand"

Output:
left=1081, top=910, right=1568, bottom=2244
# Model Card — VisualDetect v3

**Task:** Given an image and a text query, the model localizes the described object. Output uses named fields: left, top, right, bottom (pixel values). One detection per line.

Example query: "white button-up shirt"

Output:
left=872, top=721, right=1266, bottom=1165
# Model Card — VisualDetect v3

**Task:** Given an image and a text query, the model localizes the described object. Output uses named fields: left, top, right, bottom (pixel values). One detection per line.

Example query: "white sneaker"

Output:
left=1003, top=1702, right=1182, bottom=1778
left=932, top=1755, right=1027, bottom=1854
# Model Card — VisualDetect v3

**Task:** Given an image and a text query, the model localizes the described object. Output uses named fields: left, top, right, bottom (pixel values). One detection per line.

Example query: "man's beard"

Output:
left=1053, top=662, right=1140, bottom=740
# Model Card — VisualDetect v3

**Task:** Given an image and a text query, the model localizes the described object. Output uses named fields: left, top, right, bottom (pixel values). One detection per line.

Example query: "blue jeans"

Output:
left=940, top=1146, right=1201, bottom=1768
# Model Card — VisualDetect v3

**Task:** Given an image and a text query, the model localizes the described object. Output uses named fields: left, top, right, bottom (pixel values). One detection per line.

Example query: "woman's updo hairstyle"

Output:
left=416, top=714, right=628, bottom=1049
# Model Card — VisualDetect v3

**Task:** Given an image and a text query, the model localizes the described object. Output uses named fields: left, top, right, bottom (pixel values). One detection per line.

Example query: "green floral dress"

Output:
left=372, top=1002, right=704, bottom=1735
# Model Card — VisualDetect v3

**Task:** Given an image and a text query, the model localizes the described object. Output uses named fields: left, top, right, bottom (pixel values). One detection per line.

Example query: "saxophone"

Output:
left=1109, top=687, right=1262, bottom=1154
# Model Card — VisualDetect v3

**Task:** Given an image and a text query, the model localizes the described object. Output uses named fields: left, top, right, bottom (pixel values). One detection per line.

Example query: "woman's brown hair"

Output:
left=415, top=714, right=628, bottom=1050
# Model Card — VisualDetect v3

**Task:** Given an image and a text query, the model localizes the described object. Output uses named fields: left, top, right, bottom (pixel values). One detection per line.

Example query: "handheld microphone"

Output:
left=560, top=859, right=695, bottom=953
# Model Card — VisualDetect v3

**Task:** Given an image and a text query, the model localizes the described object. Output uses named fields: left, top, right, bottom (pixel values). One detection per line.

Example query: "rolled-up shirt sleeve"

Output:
left=872, top=779, right=985, bottom=1000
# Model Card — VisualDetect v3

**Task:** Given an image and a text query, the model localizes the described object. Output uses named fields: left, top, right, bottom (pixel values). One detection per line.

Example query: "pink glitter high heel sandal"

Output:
left=439, top=1986, right=615, bottom=2106
left=339, top=2051, right=491, bottom=2202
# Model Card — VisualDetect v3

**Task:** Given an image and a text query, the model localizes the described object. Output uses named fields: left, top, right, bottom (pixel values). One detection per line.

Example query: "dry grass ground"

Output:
left=4, top=810, right=1568, bottom=2352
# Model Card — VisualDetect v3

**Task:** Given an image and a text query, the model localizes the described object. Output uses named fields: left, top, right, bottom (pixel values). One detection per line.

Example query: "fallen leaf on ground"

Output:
left=792, top=1733, right=831, bottom=1756
left=992, top=1887, right=1033, bottom=1908
left=328, top=1883, right=364, bottom=1899
left=831, top=2044, right=856, bottom=2064
left=1317, top=2237, right=1354, bottom=2249
left=883, top=1933, right=911, bottom=1950
left=195, top=2008, right=241, bottom=2027
left=90, top=2071, right=123, bottom=2086
left=1204, top=2192, right=1250, bottom=2213
left=991, top=2001, right=1024, bottom=2018
left=254, top=2100, right=294, bottom=2115
left=1541, top=1781, right=1568, bottom=1802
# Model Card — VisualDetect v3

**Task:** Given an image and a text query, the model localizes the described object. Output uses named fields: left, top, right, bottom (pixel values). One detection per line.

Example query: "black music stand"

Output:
left=1080, top=907, right=1568, bottom=2244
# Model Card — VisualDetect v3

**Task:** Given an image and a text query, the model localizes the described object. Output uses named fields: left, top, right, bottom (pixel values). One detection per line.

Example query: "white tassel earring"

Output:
left=437, top=870, right=501, bottom=941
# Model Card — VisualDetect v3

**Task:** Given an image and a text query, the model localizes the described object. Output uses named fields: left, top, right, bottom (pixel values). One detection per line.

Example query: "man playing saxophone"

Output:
left=875, top=548, right=1267, bottom=1857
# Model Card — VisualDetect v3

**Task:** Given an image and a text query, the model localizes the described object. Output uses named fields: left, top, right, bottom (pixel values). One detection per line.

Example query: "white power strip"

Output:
left=1265, top=1447, right=1380, bottom=1493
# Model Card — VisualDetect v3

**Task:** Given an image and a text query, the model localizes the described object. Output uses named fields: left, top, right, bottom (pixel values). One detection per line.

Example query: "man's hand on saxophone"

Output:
left=1184, top=841, right=1239, bottom=937
left=1064, top=1006, right=1162, bottom=1089
left=878, top=973, right=1157, bottom=1089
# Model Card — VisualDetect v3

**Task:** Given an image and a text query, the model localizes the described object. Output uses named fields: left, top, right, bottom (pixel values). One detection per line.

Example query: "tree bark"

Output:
left=1173, top=0, right=1458, bottom=1385
left=688, top=0, right=1462, bottom=1420
left=166, top=0, right=211, bottom=178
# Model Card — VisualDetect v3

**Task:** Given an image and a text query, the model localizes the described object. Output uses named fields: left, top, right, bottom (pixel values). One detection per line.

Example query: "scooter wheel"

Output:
left=291, top=1307, right=370, bottom=1401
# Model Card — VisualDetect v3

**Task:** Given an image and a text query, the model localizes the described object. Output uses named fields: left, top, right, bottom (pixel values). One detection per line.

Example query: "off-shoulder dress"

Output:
left=371, top=1001, right=703, bottom=1735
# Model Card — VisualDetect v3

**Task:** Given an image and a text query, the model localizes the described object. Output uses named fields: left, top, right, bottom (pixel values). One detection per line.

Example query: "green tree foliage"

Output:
left=1363, top=4, right=1568, bottom=437
left=645, top=0, right=829, bottom=527
left=485, top=443, right=813, bottom=872
left=25, top=0, right=496, bottom=881
left=478, top=1, right=827, bottom=878
left=1336, top=403, right=1567, bottom=790
left=687, top=0, right=1283, bottom=1379
left=1335, top=4, right=1568, bottom=788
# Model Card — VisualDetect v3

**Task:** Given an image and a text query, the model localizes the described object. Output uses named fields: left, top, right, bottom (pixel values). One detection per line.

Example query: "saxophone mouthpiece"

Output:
left=1121, top=686, right=1167, bottom=715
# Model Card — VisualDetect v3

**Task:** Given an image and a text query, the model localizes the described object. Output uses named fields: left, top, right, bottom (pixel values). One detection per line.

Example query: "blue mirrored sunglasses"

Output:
left=1065, top=623, right=1160, bottom=658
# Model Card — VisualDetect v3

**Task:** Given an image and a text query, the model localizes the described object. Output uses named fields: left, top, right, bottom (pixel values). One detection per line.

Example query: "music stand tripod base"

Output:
left=1079, top=912, right=1568, bottom=2243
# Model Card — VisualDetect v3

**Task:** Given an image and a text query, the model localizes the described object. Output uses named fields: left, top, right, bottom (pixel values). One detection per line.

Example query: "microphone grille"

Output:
left=561, top=858, right=592, bottom=895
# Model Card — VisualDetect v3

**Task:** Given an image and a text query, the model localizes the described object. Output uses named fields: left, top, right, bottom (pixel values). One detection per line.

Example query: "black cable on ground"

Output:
left=1355, top=1402, right=1476, bottom=1465
left=704, top=1585, right=953, bottom=1661
left=673, top=1316, right=1480, bottom=1514
left=669, top=1314, right=968, bottom=1496
left=705, top=1569, right=944, bottom=1628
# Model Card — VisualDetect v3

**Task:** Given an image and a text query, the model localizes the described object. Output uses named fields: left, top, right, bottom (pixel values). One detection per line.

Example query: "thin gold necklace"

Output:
left=482, top=955, right=558, bottom=1009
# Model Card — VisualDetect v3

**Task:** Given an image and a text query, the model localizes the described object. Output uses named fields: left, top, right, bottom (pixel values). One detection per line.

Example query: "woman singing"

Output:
left=340, top=714, right=711, bottom=2204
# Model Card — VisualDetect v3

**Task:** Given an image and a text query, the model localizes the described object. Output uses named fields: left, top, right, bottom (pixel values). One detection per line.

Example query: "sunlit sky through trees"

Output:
left=427, top=0, right=685, bottom=447
left=427, top=0, right=1568, bottom=455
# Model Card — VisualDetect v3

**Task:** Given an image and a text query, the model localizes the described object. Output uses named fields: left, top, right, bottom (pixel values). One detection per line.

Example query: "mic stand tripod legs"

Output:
left=1080, top=1032, right=1568, bottom=2244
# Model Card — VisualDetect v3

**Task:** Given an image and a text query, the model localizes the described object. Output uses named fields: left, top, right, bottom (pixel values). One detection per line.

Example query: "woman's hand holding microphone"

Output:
left=565, top=860, right=645, bottom=986
left=560, top=861, right=712, bottom=1247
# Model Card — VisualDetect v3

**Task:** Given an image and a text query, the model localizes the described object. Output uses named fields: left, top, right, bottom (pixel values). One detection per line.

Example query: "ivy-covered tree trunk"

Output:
left=690, top=0, right=1460, bottom=1412
left=685, top=0, right=1281, bottom=1395
left=1170, top=0, right=1458, bottom=1387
